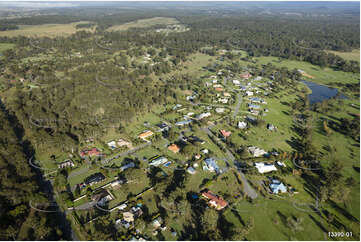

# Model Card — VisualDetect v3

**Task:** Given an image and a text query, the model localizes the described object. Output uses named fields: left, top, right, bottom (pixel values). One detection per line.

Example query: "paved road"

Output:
left=232, top=92, right=242, bottom=119
left=201, top=126, right=258, bottom=199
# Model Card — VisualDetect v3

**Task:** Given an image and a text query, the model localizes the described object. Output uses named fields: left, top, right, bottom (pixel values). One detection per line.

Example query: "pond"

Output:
left=302, top=80, right=347, bottom=104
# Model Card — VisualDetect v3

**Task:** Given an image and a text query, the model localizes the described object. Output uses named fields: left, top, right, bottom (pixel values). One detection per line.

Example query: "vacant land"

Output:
left=0, top=21, right=95, bottom=37
left=0, top=43, right=15, bottom=53
left=326, top=49, right=360, bottom=62
left=107, top=17, right=179, bottom=31
left=253, top=56, right=359, bottom=86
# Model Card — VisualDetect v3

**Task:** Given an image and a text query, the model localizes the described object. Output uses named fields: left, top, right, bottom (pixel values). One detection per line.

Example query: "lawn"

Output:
left=0, top=43, right=15, bottom=53
left=0, top=21, right=95, bottom=37
left=253, top=56, right=359, bottom=87
left=107, top=17, right=179, bottom=31
left=326, top=49, right=360, bottom=63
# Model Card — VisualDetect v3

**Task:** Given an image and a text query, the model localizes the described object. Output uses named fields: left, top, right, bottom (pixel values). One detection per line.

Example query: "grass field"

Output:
left=0, top=21, right=95, bottom=37
left=326, top=49, right=360, bottom=62
left=253, top=56, right=359, bottom=87
left=107, top=17, right=179, bottom=31
left=0, top=43, right=15, bottom=53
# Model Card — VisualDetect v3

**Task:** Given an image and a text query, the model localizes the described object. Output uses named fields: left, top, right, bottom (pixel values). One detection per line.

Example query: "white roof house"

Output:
left=216, top=107, right=225, bottom=113
left=218, top=98, right=229, bottom=104
left=248, top=146, right=267, bottom=157
left=255, top=162, right=277, bottom=174
left=196, top=112, right=211, bottom=120
left=149, top=157, right=168, bottom=166
left=238, top=121, right=247, bottom=129
left=107, top=141, right=117, bottom=150
left=233, top=80, right=240, bottom=85
left=246, top=91, right=254, bottom=96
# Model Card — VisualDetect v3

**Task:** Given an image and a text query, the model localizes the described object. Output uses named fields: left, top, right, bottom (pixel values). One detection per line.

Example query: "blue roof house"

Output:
left=269, top=180, right=287, bottom=194
left=203, top=158, right=220, bottom=173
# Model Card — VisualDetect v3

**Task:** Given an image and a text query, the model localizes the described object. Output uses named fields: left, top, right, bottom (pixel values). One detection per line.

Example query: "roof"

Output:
left=202, top=191, right=228, bottom=209
left=168, top=144, right=180, bottom=153
left=81, top=147, right=101, bottom=157
left=187, top=167, right=196, bottom=174
left=220, top=129, right=231, bottom=138
left=204, top=158, right=219, bottom=172
left=255, top=162, right=277, bottom=173
left=138, top=130, right=153, bottom=139
left=175, top=119, right=192, bottom=126
left=270, top=182, right=287, bottom=194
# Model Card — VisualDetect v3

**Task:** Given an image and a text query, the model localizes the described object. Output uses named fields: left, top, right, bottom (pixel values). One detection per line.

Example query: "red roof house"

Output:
left=220, top=129, right=231, bottom=138
left=80, top=147, right=101, bottom=158
left=240, top=73, right=252, bottom=79
left=202, top=191, right=228, bottom=210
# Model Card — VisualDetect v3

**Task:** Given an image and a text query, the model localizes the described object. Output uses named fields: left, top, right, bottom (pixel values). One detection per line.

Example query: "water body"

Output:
left=302, top=80, right=347, bottom=104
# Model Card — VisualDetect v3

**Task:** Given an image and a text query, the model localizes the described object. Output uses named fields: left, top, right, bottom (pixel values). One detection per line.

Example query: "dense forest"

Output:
left=0, top=104, right=70, bottom=240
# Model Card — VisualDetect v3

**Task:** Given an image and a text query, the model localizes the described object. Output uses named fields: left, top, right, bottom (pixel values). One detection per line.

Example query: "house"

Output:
left=220, top=129, right=231, bottom=138
left=215, top=87, right=224, bottom=92
left=245, top=91, right=254, bottom=96
left=246, top=115, right=257, bottom=123
left=117, top=139, right=132, bottom=149
left=120, top=162, right=135, bottom=172
left=201, top=190, right=228, bottom=210
left=186, top=95, right=196, bottom=101
left=168, top=144, right=180, bottom=153
left=238, top=121, right=247, bottom=129
left=117, top=219, right=131, bottom=229
left=84, top=172, right=105, bottom=186
left=98, top=194, right=114, bottom=206
left=131, top=206, right=143, bottom=218
left=196, top=112, right=211, bottom=120
left=267, top=124, right=275, bottom=131
left=248, top=146, right=267, bottom=157
left=123, top=212, right=135, bottom=223
left=269, top=179, right=287, bottom=194
left=255, top=162, right=277, bottom=174
left=194, top=154, right=201, bottom=160
left=249, top=109, right=259, bottom=116
left=201, top=149, right=209, bottom=154
left=138, top=130, right=153, bottom=140
left=233, top=80, right=240, bottom=85
left=58, top=160, right=75, bottom=169
left=111, top=179, right=126, bottom=188
left=80, top=147, right=101, bottom=158
left=218, top=98, right=229, bottom=104
left=149, top=156, right=168, bottom=166
left=203, top=158, right=219, bottom=173
left=153, top=218, right=162, bottom=228
left=187, top=167, right=196, bottom=174
left=216, top=107, right=225, bottom=113
left=248, top=104, right=261, bottom=109
left=175, top=119, right=192, bottom=126
left=212, top=79, right=218, bottom=83
left=249, top=97, right=263, bottom=103
left=254, top=76, right=263, bottom=81
left=173, top=104, right=182, bottom=110
left=107, top=141, right=117, bottom=150
left=240, top=73, right=252, bottom=79
left=277, top=161, right=286, bottom=167
left=156, top=123, right=169, bottom=132
left=223, top=92, right=231, bottom=97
